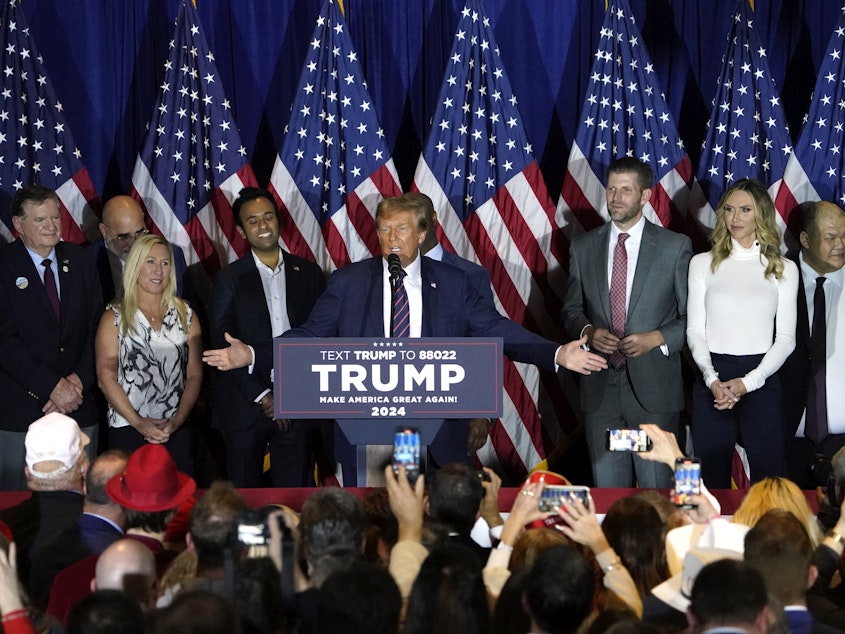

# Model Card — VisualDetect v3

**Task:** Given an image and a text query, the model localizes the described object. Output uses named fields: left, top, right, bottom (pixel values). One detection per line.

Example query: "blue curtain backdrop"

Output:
left=20, top=0, right=842, bottom=207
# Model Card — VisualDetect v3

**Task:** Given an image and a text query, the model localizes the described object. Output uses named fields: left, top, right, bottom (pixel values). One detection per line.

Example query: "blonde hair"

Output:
left=119, top=234, right=187, bottom=336
left=709, top=179, right=785, bottom=280
left=732, top=477, right=823, bottom=546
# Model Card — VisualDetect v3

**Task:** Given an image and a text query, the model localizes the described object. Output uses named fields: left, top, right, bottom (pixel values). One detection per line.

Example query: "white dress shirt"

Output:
left=382, top=253, right=423, bottom=338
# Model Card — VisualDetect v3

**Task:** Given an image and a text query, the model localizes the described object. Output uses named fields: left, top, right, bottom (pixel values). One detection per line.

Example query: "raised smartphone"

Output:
left=538, top=485, right=591, bottom=512
left=392, top=426, right=420, bottom=485
left=673, top=457, right=702, bottom=509
left=606, top=428, right=653, bottom=452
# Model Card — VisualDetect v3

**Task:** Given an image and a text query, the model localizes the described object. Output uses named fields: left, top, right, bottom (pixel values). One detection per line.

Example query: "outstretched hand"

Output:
left=202, top=332, right=252, bottom=371
left=557, top=337, right=609, bottom=375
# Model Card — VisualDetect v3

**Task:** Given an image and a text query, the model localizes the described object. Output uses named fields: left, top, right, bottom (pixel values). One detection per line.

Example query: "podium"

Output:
left=274, top=337, right=503, bottom=485
left=335, top=418, right=448, bottom=486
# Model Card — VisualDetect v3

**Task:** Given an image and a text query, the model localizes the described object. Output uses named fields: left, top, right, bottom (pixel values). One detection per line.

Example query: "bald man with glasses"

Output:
left=91, top=196, right=186, bottom=302
left=92, top=196, right=150, bottom=302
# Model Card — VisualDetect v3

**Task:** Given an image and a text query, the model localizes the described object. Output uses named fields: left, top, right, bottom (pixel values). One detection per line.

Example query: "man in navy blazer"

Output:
left=204, top=196, right=606, bottom=412
left=210, top=188, right=326, bottom=487
left=0, top=185, right=102, bottom=490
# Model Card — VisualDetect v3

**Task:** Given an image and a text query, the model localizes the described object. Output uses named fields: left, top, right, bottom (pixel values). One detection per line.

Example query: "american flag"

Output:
left=776, top=3, right=845, bottom=226
left=129, top=0, right=257, bottom=273
left=557, top=0, right=705, bottom=249
left=695, top=0, right=792, bottom=237
left=412, top=0, right=568, bottom=479
left=268, top=0, right=401, bottom=272
left=0, top=0, right=99, bottom=245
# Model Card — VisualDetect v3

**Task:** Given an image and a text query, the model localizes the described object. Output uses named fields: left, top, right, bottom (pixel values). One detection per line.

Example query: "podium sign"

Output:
left=274, top=337, right=503, bottom=419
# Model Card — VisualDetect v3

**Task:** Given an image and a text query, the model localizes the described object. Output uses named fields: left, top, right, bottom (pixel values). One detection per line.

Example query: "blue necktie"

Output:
left=392, top=270, right=410, bottom=338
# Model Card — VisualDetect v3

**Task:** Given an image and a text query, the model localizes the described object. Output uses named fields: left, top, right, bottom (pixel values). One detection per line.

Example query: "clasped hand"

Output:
left=710, top=378, right=745, bottom=410
left=589, top=327, right=662, bottom=358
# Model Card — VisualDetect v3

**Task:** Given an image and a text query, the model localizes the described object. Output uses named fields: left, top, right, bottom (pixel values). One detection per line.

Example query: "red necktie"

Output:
left=42, top=258, right=61, bottom=319
left=391, top=270, right=410, bottom=338
left=805, top=276, right=828, bottom=443
left=609, top=233, right=629, bottom=369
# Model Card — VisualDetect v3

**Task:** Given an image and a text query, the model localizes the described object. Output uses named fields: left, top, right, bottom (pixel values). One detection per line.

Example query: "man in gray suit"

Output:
left=562, top=158, right=692, bottom=487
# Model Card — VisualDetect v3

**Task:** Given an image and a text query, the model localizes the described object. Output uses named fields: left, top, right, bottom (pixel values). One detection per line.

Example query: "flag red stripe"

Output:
left=323, top=221, right=353, bottom=270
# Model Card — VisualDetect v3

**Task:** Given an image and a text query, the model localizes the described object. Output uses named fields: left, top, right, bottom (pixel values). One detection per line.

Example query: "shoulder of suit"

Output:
left=440, top=251, right=487, bottom=275
left=283, top=250, right=323, bottom=273
left=570, top=223, right=608, bottom=249
left=327, top=257, right=375, bottom=281
left=645, top=220, right=688, bottom=241
left=422, top=256, right=471, bottom=284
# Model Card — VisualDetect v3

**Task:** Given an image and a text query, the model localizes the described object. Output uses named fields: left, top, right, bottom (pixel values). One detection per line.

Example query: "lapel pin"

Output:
left=293, top=265, right=301, bottom=271
left=431, top=282, right=437, bottom=288
left=15, top=276, right=28, bottom=290
left=62, top=259, right=69, bottom=273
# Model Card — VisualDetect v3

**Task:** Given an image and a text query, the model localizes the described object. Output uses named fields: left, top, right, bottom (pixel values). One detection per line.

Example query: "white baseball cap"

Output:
left=25, top=412, right=90, bottom=479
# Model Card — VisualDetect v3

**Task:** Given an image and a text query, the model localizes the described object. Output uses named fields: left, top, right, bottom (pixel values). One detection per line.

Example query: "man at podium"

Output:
left=204, top=194, right=605, bottom=480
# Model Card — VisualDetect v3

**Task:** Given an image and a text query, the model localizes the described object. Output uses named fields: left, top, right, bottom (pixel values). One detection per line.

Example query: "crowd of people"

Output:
left=0, top=414, right=842, bottom=634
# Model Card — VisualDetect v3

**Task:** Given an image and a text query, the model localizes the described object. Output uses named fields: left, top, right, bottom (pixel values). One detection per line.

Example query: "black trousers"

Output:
left=690, top=353, right=783, bottom=488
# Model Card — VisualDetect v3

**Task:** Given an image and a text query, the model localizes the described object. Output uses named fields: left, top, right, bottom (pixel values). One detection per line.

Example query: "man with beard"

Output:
left=561, top=157, right=692, bottom=488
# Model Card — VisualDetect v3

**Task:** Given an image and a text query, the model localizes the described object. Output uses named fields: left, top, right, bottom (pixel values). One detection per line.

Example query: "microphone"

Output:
left=388, top=253, right=403, bottom=286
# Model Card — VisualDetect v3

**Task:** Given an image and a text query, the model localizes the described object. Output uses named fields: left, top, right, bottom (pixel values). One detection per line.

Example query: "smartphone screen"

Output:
left=606, top=428, right=653, bottom=452
left=673, top=457, right=701, bottom=508
left=392, top=427, right=420, bottom=485
left=538, top=485, right=591, bottom=512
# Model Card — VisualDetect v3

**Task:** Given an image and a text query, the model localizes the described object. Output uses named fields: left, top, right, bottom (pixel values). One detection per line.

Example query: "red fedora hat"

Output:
left=106, top=444, right=196, bottom=512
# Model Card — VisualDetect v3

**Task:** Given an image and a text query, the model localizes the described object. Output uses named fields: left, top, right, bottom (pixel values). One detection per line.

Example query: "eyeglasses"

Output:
left=104, top=226, right=149, bottom=243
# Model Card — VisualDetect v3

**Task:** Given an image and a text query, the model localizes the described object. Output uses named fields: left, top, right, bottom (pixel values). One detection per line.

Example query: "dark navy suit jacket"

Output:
left=439, top=249, right=495, bottom=305
left=210, top=249, right=325, bottom=433
left=0, top=239, right=102, bottom=432
left=254, top=254, right=559, bottom=373
left=28, top=512, right=123, bottom=605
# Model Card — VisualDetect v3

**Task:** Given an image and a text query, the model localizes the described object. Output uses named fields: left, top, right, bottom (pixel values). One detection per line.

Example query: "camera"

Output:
left=234, top=506, right=294, bottom=549
left=809, top=454, right=841, bottom=508
left=236, top=508, right=274, bottom=547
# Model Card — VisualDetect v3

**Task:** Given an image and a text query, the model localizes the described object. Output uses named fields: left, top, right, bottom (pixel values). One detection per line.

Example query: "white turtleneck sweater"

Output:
left=686, top=239, right=798, bottom=393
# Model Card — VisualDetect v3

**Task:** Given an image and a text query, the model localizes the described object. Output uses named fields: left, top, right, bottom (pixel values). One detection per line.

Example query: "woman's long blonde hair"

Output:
left=732, top=477, right=823, bottom=546
left=709, top=178, right=785, bottom=280
left=119, top=234, right=187, bottom=336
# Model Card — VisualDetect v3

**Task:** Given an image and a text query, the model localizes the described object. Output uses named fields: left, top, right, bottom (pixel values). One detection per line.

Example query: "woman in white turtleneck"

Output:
left=687, top=179, right=798, bottom=488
